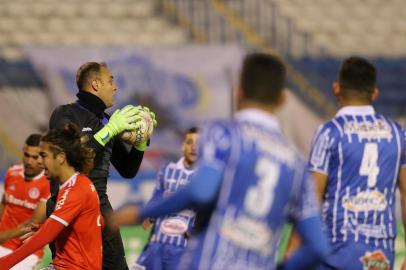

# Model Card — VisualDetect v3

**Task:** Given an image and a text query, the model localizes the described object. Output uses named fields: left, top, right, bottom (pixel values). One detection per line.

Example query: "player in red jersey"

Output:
left=0, top=134, right=50, bottom=270
left=0, top=124, right=103, bottom=270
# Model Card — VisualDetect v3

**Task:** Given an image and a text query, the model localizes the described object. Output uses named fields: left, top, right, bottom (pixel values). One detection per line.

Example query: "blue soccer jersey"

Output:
left=309, top=106, right=406, bottom=254
left=179, top=109, right=320, bottom=270
left=148, top=158, right=196, bottom=247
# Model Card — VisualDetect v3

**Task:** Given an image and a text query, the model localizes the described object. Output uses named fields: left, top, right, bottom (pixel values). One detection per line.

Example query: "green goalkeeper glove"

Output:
left=94, top=105, right=142, bottom=146
left=133, top=140, right=148, bottom=152
left=140, top=106, right=157, bottom=128
left=131, top=106, right=157, bottom=151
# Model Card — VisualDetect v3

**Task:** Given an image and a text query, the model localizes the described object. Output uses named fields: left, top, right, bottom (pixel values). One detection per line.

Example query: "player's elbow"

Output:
left=117, top=168, right=139, bottom=179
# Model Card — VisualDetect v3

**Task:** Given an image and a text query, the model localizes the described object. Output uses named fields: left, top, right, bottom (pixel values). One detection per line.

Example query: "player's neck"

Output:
left=238, top=101, right=278, bottom=115
left=58, top=167, right=78, bottom=185
left=183, top=160, right=195, bottom=170
left=339, top=99, right=371, bottom=108
left=24, top=171, right=43, bottom=180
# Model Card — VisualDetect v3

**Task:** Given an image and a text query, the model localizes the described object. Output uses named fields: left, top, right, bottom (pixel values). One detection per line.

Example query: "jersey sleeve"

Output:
left=308, top=123, right=338, bottom=175
left=401, top=128, right=406, bottom=168
left=145, top=166, right=166, bottom=206
left=289, top=165, right=320, bottom=223
left=198, top=121, right=233, bottom=172
left=50, top=186, right=84, bottom=226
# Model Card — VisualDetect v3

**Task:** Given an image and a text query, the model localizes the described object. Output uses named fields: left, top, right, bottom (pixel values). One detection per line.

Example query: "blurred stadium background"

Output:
left=0, top=0, right=405, bottom=268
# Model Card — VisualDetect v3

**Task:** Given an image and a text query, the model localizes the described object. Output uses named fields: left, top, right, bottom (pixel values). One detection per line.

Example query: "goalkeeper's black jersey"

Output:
left=47, top=91, right=144, bottom=214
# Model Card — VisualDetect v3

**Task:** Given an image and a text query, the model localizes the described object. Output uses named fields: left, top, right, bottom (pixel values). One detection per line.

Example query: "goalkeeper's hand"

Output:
left=132, top=106, right=157, bottom=151
left=140, top=106, right=157, bottom=128
left=94, top=105, right=142, bottom=146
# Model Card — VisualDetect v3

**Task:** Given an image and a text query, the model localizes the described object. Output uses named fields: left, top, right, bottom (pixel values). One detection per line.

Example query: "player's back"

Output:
left=50, top=174, right=102, bottom=270
left=181, top=109, right=317, bottom=270
left=309, top=106, right=405, bottom=250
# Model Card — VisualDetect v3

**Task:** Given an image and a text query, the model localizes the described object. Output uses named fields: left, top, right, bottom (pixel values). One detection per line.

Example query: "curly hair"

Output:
left=41, top=123, right=95, bottom=174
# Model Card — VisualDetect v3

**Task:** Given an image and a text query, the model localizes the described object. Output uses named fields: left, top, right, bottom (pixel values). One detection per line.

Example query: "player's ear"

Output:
left=91, top=79, right=99, bottom=91
left=371, top=87, right=379, bottom=102
left=277, top=89, right=287, bottom=107
left=332, top=81, right=340, bottom=97
left=57, top=152, right=66, bottom=164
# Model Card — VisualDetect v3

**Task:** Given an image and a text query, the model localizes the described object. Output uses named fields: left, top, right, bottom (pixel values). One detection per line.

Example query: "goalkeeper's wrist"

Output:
left=94, top=126, right=115, bottom=146
left=133, top=140, right=148, bottom=151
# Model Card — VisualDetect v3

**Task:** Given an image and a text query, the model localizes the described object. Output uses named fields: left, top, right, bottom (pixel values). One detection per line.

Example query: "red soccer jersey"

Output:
left=0, top=164, right=50, bottom=257
left=49, top=173, right=102, bottom=270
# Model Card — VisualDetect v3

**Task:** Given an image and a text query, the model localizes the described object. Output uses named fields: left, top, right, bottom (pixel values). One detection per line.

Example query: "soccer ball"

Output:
left=120, top=110, right=154, bottom=145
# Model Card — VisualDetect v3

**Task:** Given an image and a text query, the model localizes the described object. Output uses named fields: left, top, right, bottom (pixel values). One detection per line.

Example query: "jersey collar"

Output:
left=59, top=172, right=79, bottom=189
left=24, top=170, right=45, bottom=181
left=235, top=108, right=281, bottom=131
left=177, top=157, right=194, bottom=173
left=76, top=91, right=107, bottom=116
left=335, top=105, right=375, bottom=117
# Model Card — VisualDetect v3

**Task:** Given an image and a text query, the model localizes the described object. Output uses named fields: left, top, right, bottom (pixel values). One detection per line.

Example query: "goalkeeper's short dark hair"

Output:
left=240, top=53, right=286, bottom=105
left=76, top=62, right=107, bottom=91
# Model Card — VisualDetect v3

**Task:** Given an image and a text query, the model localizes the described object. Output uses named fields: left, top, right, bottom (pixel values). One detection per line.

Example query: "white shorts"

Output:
left=0, top=245, right=40, bottom=270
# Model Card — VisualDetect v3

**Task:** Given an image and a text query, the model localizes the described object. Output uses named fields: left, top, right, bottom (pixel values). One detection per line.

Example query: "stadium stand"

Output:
left=162, top=0, right=406, bottom=119
left=0, top=0, right=188, bottom=169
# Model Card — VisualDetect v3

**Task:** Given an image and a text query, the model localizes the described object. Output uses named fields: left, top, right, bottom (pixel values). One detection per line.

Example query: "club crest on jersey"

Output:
left=160, top=217, right=188, bottom=236
left=342, top=190, right=387, bottom=212
left=28, top=187, right=40, bottom=199
left=9, top=184, right=16, bottom=191
left=360, top=250, right=390, bottom=270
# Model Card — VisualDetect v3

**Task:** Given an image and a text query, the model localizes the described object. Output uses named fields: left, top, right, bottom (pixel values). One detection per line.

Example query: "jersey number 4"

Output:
left=244, top=158, right=280, bottom=217
left=359, top=143, right=380, bottom=188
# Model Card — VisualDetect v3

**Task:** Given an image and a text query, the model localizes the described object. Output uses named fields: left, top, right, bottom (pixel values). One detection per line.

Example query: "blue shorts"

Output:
left=132, top=242, right=185, bottom=270
left=316, top=242, right=394, bottom=270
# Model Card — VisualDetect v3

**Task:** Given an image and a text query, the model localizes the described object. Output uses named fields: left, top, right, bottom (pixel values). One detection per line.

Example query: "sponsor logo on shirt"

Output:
left=160, top=217, right=188, bottom=236
left=221, top=211, right=272, bottom=256
left=82, top=127, right=93, bottom=132
left=28, top=187, right=40, bottom=199
left=56, top=188, right=71, bottom=210
left=359, top=250, right=389, bottom=270
left=4, top=193, right=37, bottom=209
left=344, top=120, right=392, bottom=141
left=342, top=190, right=387, bottom=212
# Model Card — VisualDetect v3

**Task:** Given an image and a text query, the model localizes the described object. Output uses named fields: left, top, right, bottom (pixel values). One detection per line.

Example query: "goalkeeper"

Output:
left=47, top=62, right=157, bottom=270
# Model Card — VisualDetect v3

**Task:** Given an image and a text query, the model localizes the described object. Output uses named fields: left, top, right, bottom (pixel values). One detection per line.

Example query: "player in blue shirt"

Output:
left=132, top=127, right=199, bottom=270
left=111, top=53, right=329, bottom=270
left=307, top=57, right=406, bottom=269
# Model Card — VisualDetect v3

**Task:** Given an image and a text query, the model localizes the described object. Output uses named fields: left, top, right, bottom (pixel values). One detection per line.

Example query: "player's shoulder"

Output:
left=315, top=118, right=344, bottom=139
left=200, top=118, right=235, bottom=142
left=37, top=174, right=50, bottom=186
left=67, top=175, right=97, bottom=199
left=7, top=164, right=23, bottom=173
left=6, top=164, right=24, bottom=178
left=76, top=174, right=94, bottom=187
left=51, top=102, right=78, bottom=115
left=380, top=114, right=404, bottom=131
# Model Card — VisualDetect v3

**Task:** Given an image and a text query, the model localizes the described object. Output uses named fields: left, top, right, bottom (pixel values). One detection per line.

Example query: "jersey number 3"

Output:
left=244, top=158, right=280, bottom=217
left=359, top=143, right=380, bottom=188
